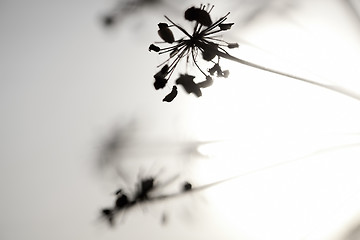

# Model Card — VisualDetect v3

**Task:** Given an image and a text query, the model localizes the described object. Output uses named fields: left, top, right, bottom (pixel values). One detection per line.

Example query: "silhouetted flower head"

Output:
left=149, top=4, right=238, bottom=102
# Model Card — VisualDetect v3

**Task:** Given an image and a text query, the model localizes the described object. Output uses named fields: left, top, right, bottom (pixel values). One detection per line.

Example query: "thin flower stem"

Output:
left=164, top=16, right=192, bottom=38
left=215, top=50, right=360, bottom=101
left=192, top=50, right=208, bottom=76
left=110, top=141, right=360, bottom=215
left=202, top=13, right=230, bottom=34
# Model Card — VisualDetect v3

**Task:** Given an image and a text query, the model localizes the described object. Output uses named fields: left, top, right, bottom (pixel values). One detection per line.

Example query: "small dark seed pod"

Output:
left=227, top=43, right=239, bottom=49
left=163, top=86, right=178, bottom=102
left=149, top=44, right=160, bottom=52
left=158, top=23, right=175, bottom=43
left=219, top=23, right=234, bottom=30
left=183, top=182, right=192, bottom=191
left=197, top=76, right=213, bottom=88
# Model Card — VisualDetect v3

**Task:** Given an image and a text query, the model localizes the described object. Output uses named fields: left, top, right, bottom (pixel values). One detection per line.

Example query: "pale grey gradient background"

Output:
left=2, top=0, right=360, bottom=239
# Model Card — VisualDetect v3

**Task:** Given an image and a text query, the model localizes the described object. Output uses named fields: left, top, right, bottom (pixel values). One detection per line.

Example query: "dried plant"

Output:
left=101, top=174, right=193, bottom=225
left=149, top=4, right=238, bottom=101
left=99, top=2, right=360, bottom=231
left=149, top=4, right=360, bottom=102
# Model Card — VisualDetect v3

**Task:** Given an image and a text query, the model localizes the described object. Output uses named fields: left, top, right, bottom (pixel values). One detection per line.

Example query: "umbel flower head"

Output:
left=149, top=4, right=239, bottom=102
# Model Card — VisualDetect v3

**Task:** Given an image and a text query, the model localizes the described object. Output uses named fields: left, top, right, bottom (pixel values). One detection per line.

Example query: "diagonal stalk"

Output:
left=214, top=48, right=360, bottom=102
left=109, top=141, right=360, bottom=218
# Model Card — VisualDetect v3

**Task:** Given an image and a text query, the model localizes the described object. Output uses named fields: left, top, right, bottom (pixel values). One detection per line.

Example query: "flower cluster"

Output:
left=149, top=4, right=239, bottom=102
left=101, top=176, right=193, bottom=226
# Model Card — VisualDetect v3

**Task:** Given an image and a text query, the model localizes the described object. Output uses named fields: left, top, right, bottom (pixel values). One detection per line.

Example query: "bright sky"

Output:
left=1, top=0, right=360, bottom=240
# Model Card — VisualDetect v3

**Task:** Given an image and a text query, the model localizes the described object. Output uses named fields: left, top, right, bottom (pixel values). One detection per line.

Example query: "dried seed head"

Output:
left=150, top=5, right=238, bottom=101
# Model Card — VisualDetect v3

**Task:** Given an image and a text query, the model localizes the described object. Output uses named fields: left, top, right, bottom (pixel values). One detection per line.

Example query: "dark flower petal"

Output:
left=163, top=86, right=178, bottom=102
left=153, top=65, right=169, bottom=90
left=153, top=64, right=168, bottom=77
left=154, top=76, right=168, bottom=90
left=158, top=23, right=175, bottom=43
left=208, top=63, right=229, bottom=78
left=208, top=63, right=222, bottom=76
left=149, top=44, right=160, bottom=52
left=227, top=43, right=239, bottom=49
left=202, top=43, right=218, bottom=61
left=219, top=23, right=234, bottom=30
left=184, top=7, right=212, bottom=26
left=222, top=70, right=230, bottom=78
left=158, top=22, right=169, bottom=28
left=197, top=76, right=213, bottom=88
left=160, top=64, right=169, bottom=75
left=175, top=74, right=202, bottom=97
left=197, top=9, right=212, bottom=26
left=184, top=7, right=198, bottom=21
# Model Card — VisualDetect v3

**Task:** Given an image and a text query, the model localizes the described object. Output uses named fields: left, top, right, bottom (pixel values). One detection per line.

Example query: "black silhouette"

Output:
left=149, top=4, right=360, bottom=102
left=163, top=86, right=178, bottom=102
left=158, top=23, right=175, bottom=43
left=184, top=6, right=213, bottom=26
left=149, top=4, right=238, bottom=101
left=153, top=65, right=169, bottom=89
left=197, top=76, right=213, bottom=89
left=182, top=181, right=192, bottom=191
left=175, top=74, right=202, bottom=97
